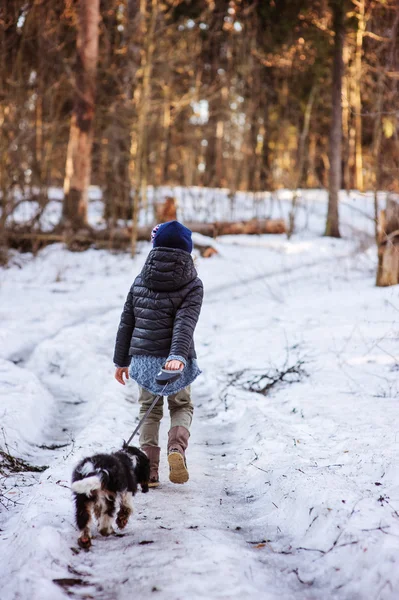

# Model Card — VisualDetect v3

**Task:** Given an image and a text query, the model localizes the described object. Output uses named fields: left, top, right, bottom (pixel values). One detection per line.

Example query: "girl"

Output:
left=113, top=221, right=203, bottom=487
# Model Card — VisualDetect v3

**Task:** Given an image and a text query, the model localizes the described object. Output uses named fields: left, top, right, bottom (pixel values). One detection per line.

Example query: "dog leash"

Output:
left=124, top=369, right=182, bottom=447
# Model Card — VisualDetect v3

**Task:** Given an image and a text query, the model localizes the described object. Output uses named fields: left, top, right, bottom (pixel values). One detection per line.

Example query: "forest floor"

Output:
left=1, top=213, right=399, bottom=599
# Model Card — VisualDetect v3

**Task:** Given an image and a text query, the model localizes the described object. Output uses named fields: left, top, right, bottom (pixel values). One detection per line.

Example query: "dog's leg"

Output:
left=93, top=493, right=103, bottom=523
left=116, top=491, right=134, bottom=529
left=75, top=494, right=93, bottom=549
left=98, top=492, right=116, bottom=536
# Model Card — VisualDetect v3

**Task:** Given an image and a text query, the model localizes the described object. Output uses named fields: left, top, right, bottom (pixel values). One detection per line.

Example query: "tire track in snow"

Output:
left=0, top=305, right=126, bottom=522
left=204, top=248, right=357, bottom=302
left=14, top=305, right=123, bottom=462
left=8, top=304, right=120, bottom=367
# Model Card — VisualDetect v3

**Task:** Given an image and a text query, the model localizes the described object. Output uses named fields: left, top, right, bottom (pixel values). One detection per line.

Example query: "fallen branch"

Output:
left=227, top=360, right=308, bottom=396
left=5, top=217, right=286, bottom=253
left=0, top=448, right=48, bottom=476
left=0, top=430, right=48, bottom=476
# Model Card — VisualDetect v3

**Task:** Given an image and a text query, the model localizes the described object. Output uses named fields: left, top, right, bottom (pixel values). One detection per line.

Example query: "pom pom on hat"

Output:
left=151, top=221, right=193, bottom=253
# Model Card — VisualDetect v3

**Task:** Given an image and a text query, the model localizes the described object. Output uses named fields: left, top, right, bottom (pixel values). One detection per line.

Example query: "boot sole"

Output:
left=168, top=452, right=189, bottom=484
left=148, top=480, right=160, bottom=488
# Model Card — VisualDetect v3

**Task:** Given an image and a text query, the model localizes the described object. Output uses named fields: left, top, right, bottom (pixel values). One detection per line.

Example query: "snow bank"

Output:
left=0, top=359, right=54, bottom=454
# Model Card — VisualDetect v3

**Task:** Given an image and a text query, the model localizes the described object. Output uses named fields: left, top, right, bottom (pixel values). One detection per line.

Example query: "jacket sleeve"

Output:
left=169, top=280, right=204, bottom=361
left=113, top=289, right=135, bottom=368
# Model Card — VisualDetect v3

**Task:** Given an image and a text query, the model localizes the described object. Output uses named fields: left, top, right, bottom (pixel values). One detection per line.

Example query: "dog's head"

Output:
left=122, top=443, right=150, bottom=493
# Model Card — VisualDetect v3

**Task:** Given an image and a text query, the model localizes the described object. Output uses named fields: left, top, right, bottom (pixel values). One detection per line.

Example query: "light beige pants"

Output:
left=138, top=386, right=193, bottom=447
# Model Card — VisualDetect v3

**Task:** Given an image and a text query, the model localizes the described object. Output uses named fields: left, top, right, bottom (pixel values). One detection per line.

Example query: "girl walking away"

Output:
left=113, top=221, right=204, bottom=487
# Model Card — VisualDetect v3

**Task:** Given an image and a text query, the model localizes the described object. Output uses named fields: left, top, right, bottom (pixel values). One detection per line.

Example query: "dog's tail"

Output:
left=71, top=475, right=102, bottom=496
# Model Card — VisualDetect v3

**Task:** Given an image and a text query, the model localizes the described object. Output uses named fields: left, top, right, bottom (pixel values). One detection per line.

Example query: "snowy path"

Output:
left=1, top=234, right=399, bottom=600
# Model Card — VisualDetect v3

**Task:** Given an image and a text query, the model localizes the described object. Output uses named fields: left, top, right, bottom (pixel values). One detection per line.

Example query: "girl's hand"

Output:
left=115, top=367, right=129, bottom=385
left=165, top=360, right=184, bottom=371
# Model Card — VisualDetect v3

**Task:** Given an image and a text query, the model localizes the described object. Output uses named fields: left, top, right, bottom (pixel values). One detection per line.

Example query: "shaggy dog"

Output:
left=71, top=445, right=150, bottom=548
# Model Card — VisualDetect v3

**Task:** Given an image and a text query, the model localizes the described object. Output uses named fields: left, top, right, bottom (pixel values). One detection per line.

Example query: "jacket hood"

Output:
left=140, top=247, right=197, bottom=292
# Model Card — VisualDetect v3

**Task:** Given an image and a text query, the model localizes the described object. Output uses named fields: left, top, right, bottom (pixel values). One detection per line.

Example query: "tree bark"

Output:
left=307, top=133, right=319, bottom=187
left=288, top=84, right=317, bottom=237
left=131, top=0, right=158, bottom=257
left=246, top=59, right=260, bottom=191
left=377, top=197, right=399, bottom=287
left=159, top=83, right=172, bottom=184
left=354, top=0, right=365, bottom=191
left=260, top=74, right=271, bottom=191
left=205, top=93, right=226, bottom=188
left=342, top=40, right=351, bottom=190
left=247, top=98, right=259, bottom=191
left=103, top=0, right=140, bottom=224
left=325, top=0, right=345, bottom=238
left=201, top=0, right=230, bottom=188
left=62, top=0, right=100, bottom=231
left=372, top=10, right=399, bottom=243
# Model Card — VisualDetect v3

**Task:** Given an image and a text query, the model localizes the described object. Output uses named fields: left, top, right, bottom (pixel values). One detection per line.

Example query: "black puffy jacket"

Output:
left=113, top=247, right=204, bottom=367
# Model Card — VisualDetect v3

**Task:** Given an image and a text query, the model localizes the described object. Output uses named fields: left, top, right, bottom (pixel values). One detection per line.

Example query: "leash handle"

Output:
left=155, top=368, right=183, bottom=385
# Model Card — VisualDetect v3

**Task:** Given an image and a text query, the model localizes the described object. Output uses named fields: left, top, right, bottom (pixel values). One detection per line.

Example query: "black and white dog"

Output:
left=71, top=445, right=150, bottom=548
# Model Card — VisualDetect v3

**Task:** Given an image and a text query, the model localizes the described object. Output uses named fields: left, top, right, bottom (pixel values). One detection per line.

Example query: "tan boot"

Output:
left=141, top=445, right=160, bottom=488
left=168, top=426, right=190, bottom=484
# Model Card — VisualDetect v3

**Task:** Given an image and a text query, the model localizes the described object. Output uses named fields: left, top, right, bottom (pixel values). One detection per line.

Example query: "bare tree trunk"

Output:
left=260, top=76, right=271, bottom=191
left=348, top=69, right=356, bottom=189
left=288, top=84, right=317, bottom=237
left=377, top=197, right=399, bottom=287
left=159, top=83, right=172, bottom=184
left=325, top=0, right=345, bottom=238
left=372, top=70, right=384, bottom=243
left=247, top=61, right=260, bottom=191
left=354, top=0, right=365, bottom=191
left=62, top=0, right=100, bottom=231
left=201, top=0, right=230, bottom=189
left=372, top=9, right=399, bottom=244
left=247, top=103, right=259, bottom=191
left=104, top=0, right=140, bottom=224
left=131, top=0, right=157, bottom=257
left=205, top=91, right=226, bottom=188
left=342, top=40, right=351, bottom=190
left=307, top=133, right=319, bottom=187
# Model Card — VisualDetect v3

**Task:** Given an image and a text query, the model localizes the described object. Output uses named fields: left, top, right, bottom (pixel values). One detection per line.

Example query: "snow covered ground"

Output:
left=1, top=201, right=399, bottom=599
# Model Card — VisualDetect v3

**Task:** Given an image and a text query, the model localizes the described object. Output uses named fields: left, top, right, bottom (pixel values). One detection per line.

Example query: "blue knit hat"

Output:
left=151, top=221, right=193, bottom=253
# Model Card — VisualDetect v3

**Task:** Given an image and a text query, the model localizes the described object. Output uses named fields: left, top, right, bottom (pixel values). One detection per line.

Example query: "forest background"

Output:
left=0, top=0, right=398, bottom=256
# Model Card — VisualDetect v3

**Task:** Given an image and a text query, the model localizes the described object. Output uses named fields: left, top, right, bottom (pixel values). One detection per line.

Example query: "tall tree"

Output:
left=325, top=0, right=345, bottom=238
left=62, top=0, right=100, bottom=230
left=101, top=0, right=141, bottom=224
left=201, top=0, right=231, bottom=188
left=131, top=0, right=158, bottom=257
left=353, top=0, right=366, bottom=191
